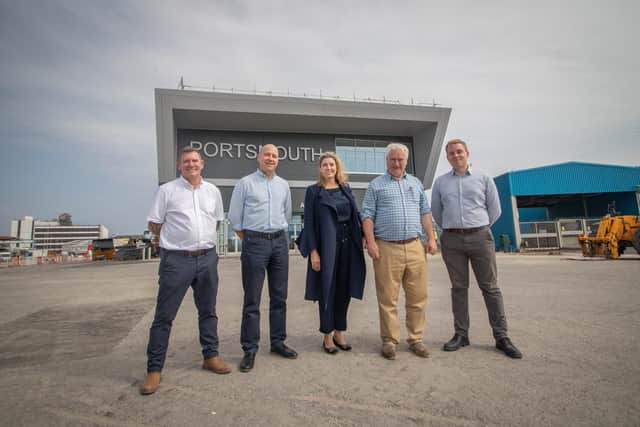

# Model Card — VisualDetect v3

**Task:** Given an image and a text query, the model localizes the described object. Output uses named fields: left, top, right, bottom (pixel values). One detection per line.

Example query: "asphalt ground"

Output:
left=0, top=252, right=639, bottom=426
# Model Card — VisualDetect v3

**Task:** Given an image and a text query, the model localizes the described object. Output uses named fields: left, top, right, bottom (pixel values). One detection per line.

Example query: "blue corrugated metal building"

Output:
left=491, top=162, right=640, bottom=250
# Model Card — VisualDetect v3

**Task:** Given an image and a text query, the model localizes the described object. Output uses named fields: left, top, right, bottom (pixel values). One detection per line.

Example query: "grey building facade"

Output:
left=154, top=88, right=451, bottom=253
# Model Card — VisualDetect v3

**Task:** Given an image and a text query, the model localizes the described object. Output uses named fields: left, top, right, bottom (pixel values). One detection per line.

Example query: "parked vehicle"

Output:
left=578, top=215, right=640, bottom=259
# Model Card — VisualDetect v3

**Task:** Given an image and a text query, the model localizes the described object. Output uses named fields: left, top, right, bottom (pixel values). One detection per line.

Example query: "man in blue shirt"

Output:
left=431, top=139, right=522, bottom=359
left=228, top=144, right=297, bottom=372
left=362, top=143, right=437, bottom=360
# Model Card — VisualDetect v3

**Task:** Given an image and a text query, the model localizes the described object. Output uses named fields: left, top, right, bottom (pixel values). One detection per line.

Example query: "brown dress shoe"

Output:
left=202, top=356, right=231, bottom=374
left=381, top=343, right=396, bottom=360
left=140, top=372, right=161, bottom=395
left=409, top=342, right=430, bottom=358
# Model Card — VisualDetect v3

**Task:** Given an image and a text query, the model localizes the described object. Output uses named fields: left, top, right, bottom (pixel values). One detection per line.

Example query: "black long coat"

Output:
left=296, top=184, right=366, bottom=306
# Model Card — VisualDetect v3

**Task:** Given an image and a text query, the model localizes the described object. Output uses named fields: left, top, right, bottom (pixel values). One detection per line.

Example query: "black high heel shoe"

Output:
left=333, top=336, right=352, bottom=351
left=323, top=341, right=339, bottom=354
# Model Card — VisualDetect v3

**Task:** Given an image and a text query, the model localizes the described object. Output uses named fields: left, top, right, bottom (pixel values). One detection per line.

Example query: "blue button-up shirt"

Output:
left=228, top=169, right=292, bottom=232
left=431, top=168, right=501, bottom=229
left=361, top=172, right=431, bottom=241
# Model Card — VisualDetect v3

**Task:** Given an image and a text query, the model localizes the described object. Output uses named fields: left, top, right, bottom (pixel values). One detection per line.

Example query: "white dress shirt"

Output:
left=147, top=176, right=224, bottom=250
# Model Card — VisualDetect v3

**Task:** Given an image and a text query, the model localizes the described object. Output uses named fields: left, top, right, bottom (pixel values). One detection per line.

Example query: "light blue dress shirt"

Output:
left=361, top=172, right=431, bottom=241
left=431, top=168, right=501, bottom=229
left=228, top=169, right=292, bottom=232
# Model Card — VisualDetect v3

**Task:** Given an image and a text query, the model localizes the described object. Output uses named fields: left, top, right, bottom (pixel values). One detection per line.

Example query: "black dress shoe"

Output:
left=443, top=334, right=470, bottom=351
left=333, top=336, right=352, bottom=351
left=270, top=343, right=298, bottom=359
left=239, top=352, right=256, bottom=372
left=323, top=341, right=338, bottom=355
left=496, top=337, right=522, bottom=359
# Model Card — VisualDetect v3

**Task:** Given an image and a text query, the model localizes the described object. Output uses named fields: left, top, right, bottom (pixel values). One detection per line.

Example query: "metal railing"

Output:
left=177, top=77, right=444, bottom=107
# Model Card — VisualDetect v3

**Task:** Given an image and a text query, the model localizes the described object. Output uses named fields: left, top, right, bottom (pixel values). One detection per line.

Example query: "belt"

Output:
left=383, top=237, right=419, bottom=245
left=164, top=247, right=215, bottom=257
left=444, top=226, right=487, bottom=234
left=244, top=229, right=285, bottom=240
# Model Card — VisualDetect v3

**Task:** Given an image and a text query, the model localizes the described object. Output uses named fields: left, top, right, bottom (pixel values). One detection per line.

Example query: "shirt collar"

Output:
left=385, top=171, right=407, bottom=180
left=256, top=168, right=277, bottom=180
left=450, top=166, right=472, bottom=176
left=179, top=175, right=202, bottom=188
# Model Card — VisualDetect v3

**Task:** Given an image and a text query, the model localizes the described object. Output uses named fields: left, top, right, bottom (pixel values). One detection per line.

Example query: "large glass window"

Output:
left=335, top=138, right=406, bottom=174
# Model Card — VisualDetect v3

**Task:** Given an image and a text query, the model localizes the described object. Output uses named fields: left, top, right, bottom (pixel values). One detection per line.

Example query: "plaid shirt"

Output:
left=361, top=172, right=430, bottom=241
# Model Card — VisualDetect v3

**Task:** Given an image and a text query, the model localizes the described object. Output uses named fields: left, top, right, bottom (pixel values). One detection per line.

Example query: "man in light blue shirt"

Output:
left=431, top=139, right=522, bottom=359
left=362, top=143, right=437, bottom=360
left=228, top=144, right=296, bottom=372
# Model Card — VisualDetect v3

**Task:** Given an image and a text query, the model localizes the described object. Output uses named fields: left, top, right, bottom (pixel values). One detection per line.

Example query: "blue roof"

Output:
left=495, top=162, right=640, bottom=196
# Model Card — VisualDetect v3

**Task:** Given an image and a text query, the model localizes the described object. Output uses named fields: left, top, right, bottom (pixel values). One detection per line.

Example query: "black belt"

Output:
left=244, top=229, right=285, bottom=240
left=164, top=247, right=215, bottom=257
left=383, top=237, right=419, bottom=245
left=444, top=226, right=487, bottom=234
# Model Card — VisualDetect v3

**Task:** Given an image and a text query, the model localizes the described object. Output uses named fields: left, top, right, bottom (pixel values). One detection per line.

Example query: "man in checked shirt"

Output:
left=431, top=139, right=522, bottom=359
left=361, top=143, right=437, bottom=360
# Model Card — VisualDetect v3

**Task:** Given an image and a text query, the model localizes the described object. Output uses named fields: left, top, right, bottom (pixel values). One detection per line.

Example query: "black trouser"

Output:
left=319, top=222, right=351, bottom=334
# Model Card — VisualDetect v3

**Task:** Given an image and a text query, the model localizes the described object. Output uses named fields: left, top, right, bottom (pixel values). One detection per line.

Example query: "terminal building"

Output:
left=154, top=88, right=452, bottom=254
left=491, top=162, right=640, bottom=251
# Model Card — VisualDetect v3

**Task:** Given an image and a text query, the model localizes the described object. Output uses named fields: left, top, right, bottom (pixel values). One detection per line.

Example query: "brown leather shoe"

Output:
left=140, top=372, right=161, bottom=395
left=202, top=356, right=231, bottom=374
left=409, top=342, right=430, bottom=358
left=381, top=343, right=396, bottom=360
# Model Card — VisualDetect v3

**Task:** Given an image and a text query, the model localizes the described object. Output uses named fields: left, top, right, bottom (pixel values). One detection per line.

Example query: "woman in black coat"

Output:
left=296, top=152, right=366, bottom=354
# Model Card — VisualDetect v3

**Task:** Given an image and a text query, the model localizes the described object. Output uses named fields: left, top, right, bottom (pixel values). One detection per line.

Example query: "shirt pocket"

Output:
left=405, top=184, right=421, bottom=204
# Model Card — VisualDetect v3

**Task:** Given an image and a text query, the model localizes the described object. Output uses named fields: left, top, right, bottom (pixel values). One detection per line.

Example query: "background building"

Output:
left=491, top=162, right=640, bottom=251
left=155, top=88, right=451, bottom=254
left=10, top=215, right=109, bottom=255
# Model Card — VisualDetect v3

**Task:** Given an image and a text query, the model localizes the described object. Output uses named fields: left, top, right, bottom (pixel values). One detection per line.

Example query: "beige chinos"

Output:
left=373, top=239, right=428, bottom=345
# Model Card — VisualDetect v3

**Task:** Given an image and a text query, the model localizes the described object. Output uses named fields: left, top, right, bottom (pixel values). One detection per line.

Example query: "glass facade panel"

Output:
left=335, top=138, right=410, bottom=174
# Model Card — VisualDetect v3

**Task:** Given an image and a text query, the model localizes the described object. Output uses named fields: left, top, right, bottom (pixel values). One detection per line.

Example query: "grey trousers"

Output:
left=440, top=228, right=508, bottom=340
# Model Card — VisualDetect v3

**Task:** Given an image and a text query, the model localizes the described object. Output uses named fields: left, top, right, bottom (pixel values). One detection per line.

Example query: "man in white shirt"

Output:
left=140, top=147, right=230, bottom=395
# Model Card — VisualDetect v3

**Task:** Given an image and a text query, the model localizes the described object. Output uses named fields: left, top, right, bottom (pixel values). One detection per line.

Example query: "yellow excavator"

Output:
left=579, top=211, right=640, bottom=259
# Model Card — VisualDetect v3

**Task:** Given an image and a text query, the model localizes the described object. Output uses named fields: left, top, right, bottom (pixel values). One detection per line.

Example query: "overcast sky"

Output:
left=1, top=0, right=638, bottom=235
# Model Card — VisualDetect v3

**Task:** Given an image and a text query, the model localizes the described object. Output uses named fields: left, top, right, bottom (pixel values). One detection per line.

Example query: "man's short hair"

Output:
left=180, top=146, right=203, bottom=160
left=445, top=139, right=469, bottom=153
left=385, top=143, right=409, bottom=159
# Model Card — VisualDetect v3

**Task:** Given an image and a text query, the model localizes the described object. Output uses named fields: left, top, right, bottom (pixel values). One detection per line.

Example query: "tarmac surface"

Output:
left=0, top=252, right=639, bottom=426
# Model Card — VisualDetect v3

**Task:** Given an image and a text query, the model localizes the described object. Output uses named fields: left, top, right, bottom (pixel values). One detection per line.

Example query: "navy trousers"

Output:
left=240, top=232, right=289, bottom=353
left=146, top=249, right=220, bottom=372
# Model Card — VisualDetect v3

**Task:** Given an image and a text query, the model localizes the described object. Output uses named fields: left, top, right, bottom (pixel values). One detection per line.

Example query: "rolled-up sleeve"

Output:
left=420, top=187, right=431, bottom=216
left=147, top=186, right=167, bottom=224
left=360, top=186, right=377, bottom=222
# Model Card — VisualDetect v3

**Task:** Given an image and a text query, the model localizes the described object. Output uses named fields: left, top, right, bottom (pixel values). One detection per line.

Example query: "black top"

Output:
left=327, top=187, right=352, bottom=223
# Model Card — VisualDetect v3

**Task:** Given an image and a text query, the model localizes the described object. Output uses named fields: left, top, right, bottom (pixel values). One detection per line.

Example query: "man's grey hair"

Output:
left=385, top=143, right=409, bottom=159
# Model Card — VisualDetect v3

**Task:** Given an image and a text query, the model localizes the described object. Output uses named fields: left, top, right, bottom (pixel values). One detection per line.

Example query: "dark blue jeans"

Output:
left=240, top=232, right=289, bottom=353
left=146, top=249, right=220, bottom=372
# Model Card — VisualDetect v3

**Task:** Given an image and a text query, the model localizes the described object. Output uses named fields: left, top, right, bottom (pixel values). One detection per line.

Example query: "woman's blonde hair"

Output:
left=317, top=151, right=349, bottom=186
